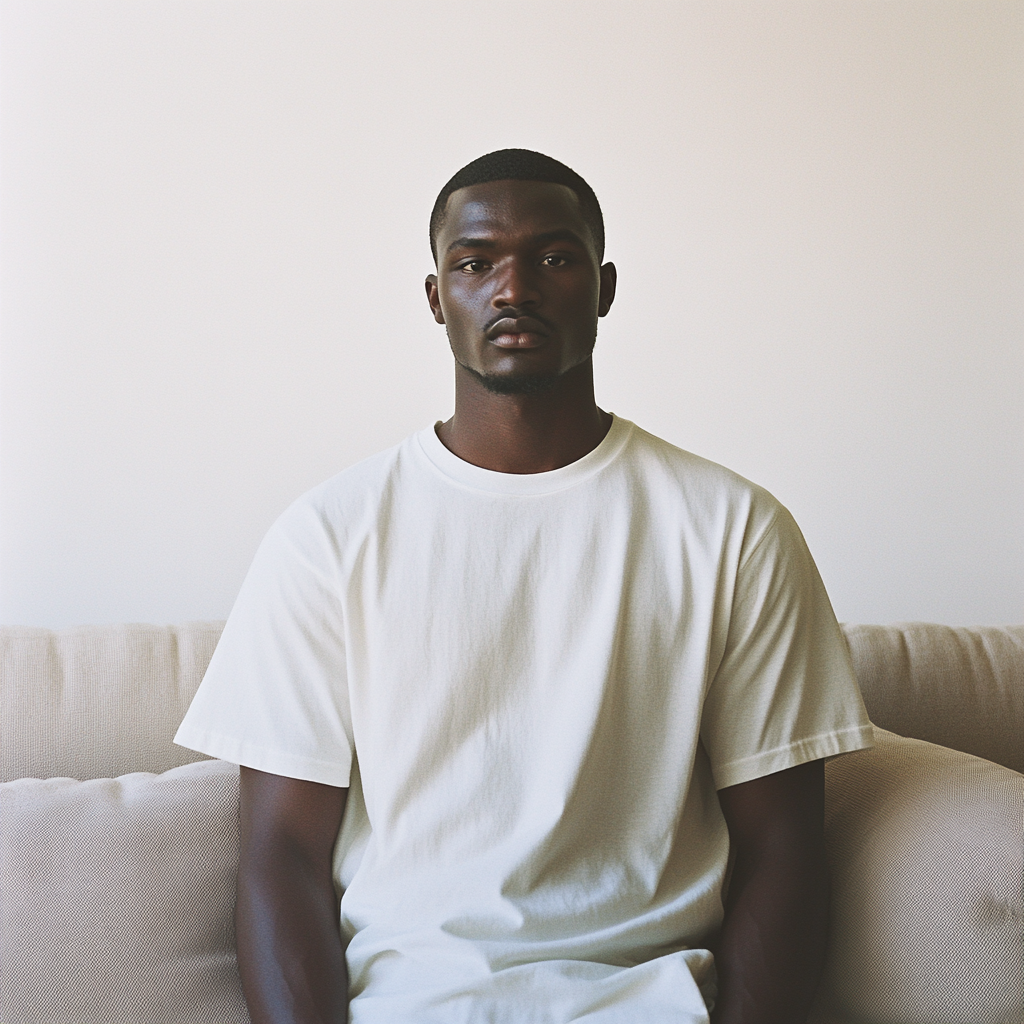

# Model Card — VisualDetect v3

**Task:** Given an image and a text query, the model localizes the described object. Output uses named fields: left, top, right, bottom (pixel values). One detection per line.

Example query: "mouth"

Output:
left=485, top=316, right=549, bottom=349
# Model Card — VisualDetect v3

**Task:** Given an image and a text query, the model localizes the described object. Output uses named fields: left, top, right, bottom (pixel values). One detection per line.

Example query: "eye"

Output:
left=458, top=259, right=490, bottom=274
left=541, top=254, right=569, bottom=267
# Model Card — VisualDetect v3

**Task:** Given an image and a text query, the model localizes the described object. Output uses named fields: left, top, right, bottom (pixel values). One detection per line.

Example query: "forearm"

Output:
left=711, top=845, right=829, bottom=1024
left=236, top=844, right=349, bottom=1024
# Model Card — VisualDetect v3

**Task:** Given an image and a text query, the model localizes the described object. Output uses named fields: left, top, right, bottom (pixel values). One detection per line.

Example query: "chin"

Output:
left=466, top=366, right=562, bottom=396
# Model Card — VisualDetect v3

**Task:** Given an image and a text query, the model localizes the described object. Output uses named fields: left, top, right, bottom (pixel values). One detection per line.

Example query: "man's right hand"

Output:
left=236, top=767, right=349, bottom=1024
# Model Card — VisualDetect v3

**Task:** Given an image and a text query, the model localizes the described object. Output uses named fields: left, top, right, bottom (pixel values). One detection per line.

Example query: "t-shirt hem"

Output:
left=173, top=726, right=352, bottom=787
left=712, top=723, right=874, bottom=790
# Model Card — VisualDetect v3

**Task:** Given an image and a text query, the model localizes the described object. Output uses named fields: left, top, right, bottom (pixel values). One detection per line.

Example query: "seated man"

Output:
left=175, top=149, right=872, bottom=1024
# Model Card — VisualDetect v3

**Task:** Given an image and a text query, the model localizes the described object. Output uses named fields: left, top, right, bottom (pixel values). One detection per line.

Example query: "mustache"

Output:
left=483, top=310, right=553, bottom=337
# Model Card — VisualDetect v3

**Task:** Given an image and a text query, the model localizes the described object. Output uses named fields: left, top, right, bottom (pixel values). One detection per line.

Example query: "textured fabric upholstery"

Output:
left=0, top=759, right=249, bottom=1024
left=1, top=621, right=1021, bottom=1023
left=842, top=622, right=1024, bottom=773
left=0, top=623, right=223, bottom=782
left=811, top=728, right=1024, bottom=1024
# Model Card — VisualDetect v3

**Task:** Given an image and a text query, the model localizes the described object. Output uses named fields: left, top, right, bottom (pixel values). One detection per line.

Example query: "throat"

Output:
left=438, top=359, right=612, bottom=474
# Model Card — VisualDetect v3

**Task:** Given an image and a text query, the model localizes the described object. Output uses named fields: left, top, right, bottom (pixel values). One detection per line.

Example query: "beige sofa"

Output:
left=1, top=622, right=1022, bottom=1024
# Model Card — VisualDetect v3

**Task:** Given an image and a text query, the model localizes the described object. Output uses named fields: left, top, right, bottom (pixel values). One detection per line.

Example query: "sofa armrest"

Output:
left=811, top=728, right=1024, bottom=1024
left=0, top=759, right=249, bottom=1024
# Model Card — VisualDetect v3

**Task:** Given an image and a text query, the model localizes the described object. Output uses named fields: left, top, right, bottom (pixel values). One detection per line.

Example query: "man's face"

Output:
left=426, top=180, right=616, bottom=394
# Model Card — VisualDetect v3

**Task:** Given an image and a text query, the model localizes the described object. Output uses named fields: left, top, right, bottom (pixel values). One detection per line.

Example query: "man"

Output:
left=175, top=149, right=872, bottom=1024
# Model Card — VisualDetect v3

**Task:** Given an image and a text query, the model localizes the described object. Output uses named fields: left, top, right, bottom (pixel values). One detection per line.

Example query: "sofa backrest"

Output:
left=2, top=620, right=1022, bottom=782
left=845, top=622, right=1024, bottom=774
left=1, top=623, right=223, bottom=783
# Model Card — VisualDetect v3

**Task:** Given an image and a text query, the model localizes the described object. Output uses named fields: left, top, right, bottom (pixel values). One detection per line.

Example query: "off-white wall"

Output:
left=2, top=1, right=1021, bottom=628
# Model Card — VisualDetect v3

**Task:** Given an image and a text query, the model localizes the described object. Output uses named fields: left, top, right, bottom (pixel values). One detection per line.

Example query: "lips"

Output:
left=485, top=316, right=549, bottom=348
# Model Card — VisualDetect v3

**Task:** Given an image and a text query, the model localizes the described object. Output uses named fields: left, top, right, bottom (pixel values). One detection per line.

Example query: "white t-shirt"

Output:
left=175, top=416, right=872, bottom=1024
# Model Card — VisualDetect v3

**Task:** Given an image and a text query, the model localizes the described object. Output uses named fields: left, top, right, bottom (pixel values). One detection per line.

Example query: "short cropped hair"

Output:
left=429, top=149, right=605, bottom=263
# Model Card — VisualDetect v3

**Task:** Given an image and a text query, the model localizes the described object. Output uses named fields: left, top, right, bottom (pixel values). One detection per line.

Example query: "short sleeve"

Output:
left=700, top=503, right=873, bottom=790
left=174, top=499, right=354, bottom=787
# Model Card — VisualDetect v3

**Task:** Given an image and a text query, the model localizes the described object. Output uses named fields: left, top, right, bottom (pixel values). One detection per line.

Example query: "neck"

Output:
left=436, top=358, right=612, bottom=474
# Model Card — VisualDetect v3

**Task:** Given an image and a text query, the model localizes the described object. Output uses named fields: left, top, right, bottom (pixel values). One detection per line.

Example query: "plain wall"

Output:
left=2, top=0, right=1021, bottom=628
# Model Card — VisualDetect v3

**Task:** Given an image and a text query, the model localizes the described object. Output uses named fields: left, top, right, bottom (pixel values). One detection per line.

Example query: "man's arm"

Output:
left=711, top=759, right=829, bottom=1024
left=237, top=767, right=349, bottom=1024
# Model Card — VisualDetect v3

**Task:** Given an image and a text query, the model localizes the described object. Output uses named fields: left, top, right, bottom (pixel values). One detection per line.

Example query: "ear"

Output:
left=425, top=275, right=445, bottom=324
left=598, top=262, right=617, bottom=318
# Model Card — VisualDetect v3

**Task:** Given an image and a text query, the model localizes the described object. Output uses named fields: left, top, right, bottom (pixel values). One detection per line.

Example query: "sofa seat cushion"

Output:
left=0, top=759, right=249, bottom=1024
left=812, top=727, right=1024, bottom=1024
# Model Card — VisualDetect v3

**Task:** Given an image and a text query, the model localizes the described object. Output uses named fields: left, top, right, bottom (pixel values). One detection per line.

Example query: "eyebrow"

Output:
left=445, top=229, right=588, bottom=255
left=445, top=237, right=497, bottom=254
left=532, top=229, right=587, bottom=247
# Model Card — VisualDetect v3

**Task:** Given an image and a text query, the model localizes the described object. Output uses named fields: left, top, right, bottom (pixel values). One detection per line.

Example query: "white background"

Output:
left=2, top=1, right=1021, bottom=628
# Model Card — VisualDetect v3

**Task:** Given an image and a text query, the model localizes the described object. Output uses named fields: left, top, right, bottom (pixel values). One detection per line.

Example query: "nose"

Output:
left=492, top=257, right=540, bottom=310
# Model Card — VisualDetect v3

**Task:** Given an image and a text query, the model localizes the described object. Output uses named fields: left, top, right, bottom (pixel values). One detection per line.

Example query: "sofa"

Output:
left=1, top=621, right=1021, bottom=1024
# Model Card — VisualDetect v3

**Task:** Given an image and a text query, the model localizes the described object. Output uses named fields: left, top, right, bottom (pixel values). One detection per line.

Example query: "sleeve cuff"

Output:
left=173, top=725, right=352, bottom=788
left=713, top=723, right=875, bottom=790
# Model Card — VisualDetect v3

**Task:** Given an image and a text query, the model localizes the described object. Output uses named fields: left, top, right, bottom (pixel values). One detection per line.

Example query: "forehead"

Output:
left=439, top=179, right=593, bottom=249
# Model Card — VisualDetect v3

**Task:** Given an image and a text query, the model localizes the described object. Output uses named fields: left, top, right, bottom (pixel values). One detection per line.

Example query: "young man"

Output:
left=176, top=149, right=872, bottom=1024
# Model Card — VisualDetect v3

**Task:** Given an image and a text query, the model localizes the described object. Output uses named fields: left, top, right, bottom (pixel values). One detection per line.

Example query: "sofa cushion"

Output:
left=0, top=759, right=249, bottom=1024
left=0, top=622, right=225, bottom=782
left=812, top=727, right=1024, bottom=1024
left=842, top=623, right=1024, bottom=773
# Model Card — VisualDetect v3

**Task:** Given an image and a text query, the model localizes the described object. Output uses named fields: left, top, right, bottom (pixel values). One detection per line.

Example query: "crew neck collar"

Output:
left=414, top=415, right=633, bottom=495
